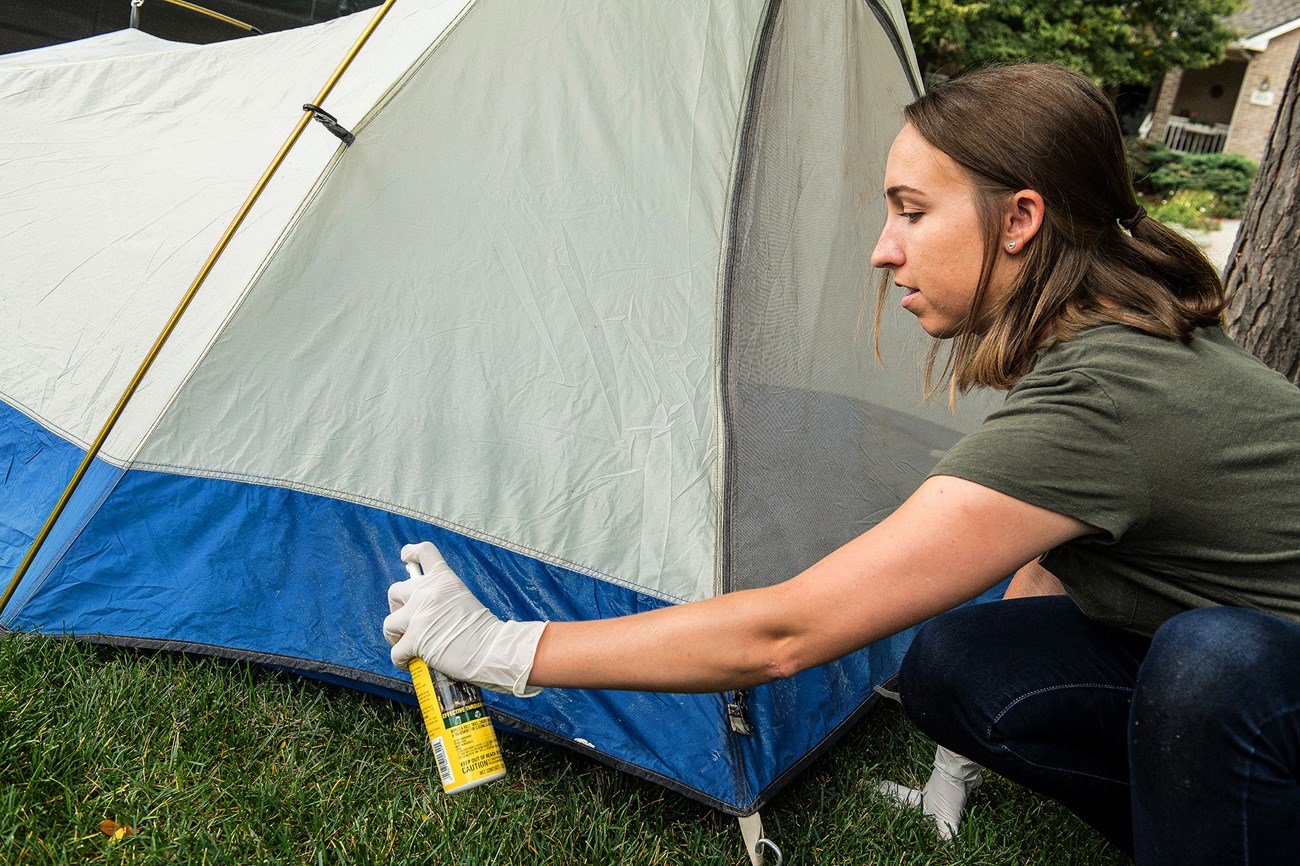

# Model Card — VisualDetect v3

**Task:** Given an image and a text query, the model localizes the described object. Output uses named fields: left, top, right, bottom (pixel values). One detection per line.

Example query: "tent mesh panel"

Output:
left=721, top=0, right=962, bottom=592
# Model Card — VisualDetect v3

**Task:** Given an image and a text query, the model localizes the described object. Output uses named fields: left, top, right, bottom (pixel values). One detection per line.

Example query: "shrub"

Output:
left=1125, top=138, right=1181, bottom=195
left=1142, top=189, right=1218, bottom=231
left=1124, top=139, right=1258, bottom=219
left=1147, top=152, right=1258, bottom=217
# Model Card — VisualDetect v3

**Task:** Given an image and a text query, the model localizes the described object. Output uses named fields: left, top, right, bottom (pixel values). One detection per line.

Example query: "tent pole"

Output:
left=145, top=0, right=262, bottom=35
left=0, top=0, right=399, bottom=618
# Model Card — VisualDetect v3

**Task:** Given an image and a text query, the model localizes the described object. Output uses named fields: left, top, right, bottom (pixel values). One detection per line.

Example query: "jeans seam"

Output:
left=1240, top=699, right=1300, bottom=866
left=989, top=682, right=1133, bottom=729
left=989, top=743, right=1129, bottom=787
left=987, top=682, right=1134, bottom=787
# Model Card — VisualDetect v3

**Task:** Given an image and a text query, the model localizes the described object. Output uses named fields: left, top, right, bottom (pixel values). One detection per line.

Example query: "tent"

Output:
left=0, top=0, right=999, bottom=827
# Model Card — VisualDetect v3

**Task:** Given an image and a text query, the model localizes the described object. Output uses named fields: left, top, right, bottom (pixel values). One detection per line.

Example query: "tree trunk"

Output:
left=1223, top=48, right=1300, bottom=386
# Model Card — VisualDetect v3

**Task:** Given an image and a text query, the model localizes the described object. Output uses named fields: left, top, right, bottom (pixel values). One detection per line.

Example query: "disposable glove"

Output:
left=876, top=745, right=983, bottom=840
left=384, top=541, right=547, bottom=698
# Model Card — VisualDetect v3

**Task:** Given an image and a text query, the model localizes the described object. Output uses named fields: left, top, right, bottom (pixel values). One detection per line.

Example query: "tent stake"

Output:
left=0, top=0, right=398, bottom=617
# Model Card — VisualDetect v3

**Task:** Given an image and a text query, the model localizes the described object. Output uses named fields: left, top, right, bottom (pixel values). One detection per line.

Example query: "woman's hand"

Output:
left=383, top=541, right=547, bottom=697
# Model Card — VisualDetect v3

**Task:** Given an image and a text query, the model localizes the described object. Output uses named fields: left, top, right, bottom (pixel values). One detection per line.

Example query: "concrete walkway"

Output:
left=1174, top=218, right=1242, bottom=276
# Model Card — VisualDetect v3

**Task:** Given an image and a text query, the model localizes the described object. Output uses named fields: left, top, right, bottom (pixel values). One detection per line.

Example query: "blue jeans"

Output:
left=897, top=597, right=1300, bottom=864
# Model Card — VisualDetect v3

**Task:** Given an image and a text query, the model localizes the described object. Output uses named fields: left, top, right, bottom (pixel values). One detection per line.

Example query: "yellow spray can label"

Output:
left=410, top=658, right=506, bottom=793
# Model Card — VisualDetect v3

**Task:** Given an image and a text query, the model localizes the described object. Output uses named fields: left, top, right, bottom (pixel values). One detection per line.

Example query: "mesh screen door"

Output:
left=721, top=0, right=980, bottom=593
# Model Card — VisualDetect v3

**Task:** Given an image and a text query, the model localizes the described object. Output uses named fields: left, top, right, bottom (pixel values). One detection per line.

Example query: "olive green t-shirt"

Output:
left=933, top=324, right=1300, bottom=636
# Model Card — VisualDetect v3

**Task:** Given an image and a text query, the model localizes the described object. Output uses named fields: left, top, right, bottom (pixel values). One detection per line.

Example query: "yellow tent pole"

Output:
left=154, top=0, right=260, bottom=33
left=0, top=0, right=398, bottom=617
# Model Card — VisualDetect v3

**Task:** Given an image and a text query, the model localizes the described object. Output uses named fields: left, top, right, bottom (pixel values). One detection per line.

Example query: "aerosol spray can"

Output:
left=405, top=562, right=507, bottom=793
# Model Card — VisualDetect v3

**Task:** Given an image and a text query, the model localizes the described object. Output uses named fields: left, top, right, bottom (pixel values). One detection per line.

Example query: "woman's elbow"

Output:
left=752, top=637, right=813, bottom=685
left=735, top=584, right=837, bottom=685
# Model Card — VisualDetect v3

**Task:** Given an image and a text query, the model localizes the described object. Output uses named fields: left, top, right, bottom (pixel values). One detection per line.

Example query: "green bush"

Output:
left=1147, top=152, right=1258, bottom=217
left=1143, top=189, right=1218, bottom=231
left=1125, top=138, right=1181, bottom=195
left=1124, top=139, right=1258, bottom=219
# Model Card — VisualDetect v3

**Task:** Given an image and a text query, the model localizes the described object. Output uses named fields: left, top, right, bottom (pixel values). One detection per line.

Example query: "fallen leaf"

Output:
left=100, top=820, right=137, bottom=840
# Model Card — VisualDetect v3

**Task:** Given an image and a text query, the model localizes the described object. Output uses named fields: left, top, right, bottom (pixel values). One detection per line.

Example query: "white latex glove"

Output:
left=876, top=745, right=983, bottom=840
left=383, top=541, right=547, bottom=698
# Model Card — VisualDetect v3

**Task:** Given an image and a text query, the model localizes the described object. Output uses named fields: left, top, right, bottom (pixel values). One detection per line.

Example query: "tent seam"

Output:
left=0, top=465, right=128, bottom=623
left=0, top=394, right=102, bottom=457
left=120, top=1, right=480, bottom=468
left=714, top=0, right=784, bottom=603
left=119, top=458, right=694, bottom=605
left=861, top=0, right=923, bottom=98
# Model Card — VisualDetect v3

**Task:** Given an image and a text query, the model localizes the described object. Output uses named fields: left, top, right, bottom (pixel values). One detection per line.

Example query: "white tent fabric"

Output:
left=134, top=0, right=769, bottom=603
left=1, top=1, right=467, bottom=466
left=0, top=29, right=186, bottom=68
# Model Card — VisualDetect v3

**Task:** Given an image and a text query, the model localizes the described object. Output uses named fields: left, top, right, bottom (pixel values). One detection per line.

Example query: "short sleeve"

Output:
left=932, top=369, right=1148, bottom=541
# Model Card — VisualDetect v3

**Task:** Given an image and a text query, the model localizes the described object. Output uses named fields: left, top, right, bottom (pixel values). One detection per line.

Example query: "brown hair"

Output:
left=873, top=63, right=1225, bottom=401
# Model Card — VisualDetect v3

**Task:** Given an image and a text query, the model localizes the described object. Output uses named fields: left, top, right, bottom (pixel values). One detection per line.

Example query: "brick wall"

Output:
left=1149, top=69, right=1183, bottom=143
left=1225, top=27, right=1300, bottom=161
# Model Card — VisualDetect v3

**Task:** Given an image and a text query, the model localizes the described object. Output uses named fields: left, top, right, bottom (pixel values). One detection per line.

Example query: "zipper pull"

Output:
left=727, top=690, right=753, bottom=735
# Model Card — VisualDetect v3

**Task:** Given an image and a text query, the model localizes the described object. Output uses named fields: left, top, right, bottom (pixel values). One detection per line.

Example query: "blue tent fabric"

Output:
left=2, top=399, right=1005, bottom=813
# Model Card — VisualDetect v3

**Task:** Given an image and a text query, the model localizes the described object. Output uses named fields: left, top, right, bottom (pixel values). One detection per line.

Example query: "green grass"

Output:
left=0, top=635, right=1127, bottom=865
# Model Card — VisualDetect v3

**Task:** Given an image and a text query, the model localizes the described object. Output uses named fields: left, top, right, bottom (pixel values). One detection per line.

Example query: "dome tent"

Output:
left=0, top=0, right=998, bottom=832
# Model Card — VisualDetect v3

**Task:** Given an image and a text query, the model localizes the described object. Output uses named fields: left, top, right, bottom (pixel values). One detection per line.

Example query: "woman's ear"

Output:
left=1003, top=189, right=1045, bottom=254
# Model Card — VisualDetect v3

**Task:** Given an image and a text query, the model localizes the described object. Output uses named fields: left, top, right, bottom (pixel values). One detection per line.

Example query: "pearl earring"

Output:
left=1007, top=241, right=1016, bottom=250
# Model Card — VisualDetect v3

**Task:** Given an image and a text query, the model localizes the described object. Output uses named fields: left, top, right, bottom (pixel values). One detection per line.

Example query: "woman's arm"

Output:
left=527, top=475, right=1092, bottom=693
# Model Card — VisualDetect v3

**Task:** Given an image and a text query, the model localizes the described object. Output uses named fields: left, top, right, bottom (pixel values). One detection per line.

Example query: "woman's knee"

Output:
left=898, top=596, right=1095, bottom=714
left=896, top=599, right=1062, bottom=739
left=1130, top=606, right=1300, bottom=861
left=897, top=605, right=995, bottom=725
left=1137, top=606, right=1297, bottom=717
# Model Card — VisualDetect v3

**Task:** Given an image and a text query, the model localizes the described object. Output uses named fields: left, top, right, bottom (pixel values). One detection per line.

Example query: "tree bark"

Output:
left=1223, top=47, right=1300, bottom=386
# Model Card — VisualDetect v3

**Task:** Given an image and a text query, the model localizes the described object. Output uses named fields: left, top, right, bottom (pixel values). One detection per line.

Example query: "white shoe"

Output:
left=877, top=746, right=982, bottom=840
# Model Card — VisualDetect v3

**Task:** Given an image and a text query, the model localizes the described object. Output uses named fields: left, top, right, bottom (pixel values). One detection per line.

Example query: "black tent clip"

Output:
left=303, top=104, right=355, bottom=146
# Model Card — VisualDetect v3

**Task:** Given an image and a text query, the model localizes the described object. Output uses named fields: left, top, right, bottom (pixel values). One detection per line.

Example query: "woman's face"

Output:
left=870, top=124, right=1016, bottom=338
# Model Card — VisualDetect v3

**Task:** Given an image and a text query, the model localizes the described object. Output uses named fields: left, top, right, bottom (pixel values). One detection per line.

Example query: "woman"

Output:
left=384, top=64, right=1300, bottom=863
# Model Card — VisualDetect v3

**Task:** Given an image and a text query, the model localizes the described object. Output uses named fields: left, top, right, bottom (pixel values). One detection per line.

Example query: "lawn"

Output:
left=0, top=634, right=1126, bottom=865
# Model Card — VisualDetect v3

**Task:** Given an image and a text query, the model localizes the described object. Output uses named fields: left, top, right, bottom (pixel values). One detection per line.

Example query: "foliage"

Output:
left=1139, top=190, right=1218, bottom=231
left=1124, top=137, right=1182, bottom=193
left=1127, top=139, right=1258, bottom=219
left=905, top=0, right=1245, bottom=85
left=0, top=635, right=1127, bottom=865
left=1148, top=152, right=1258, bottom=216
